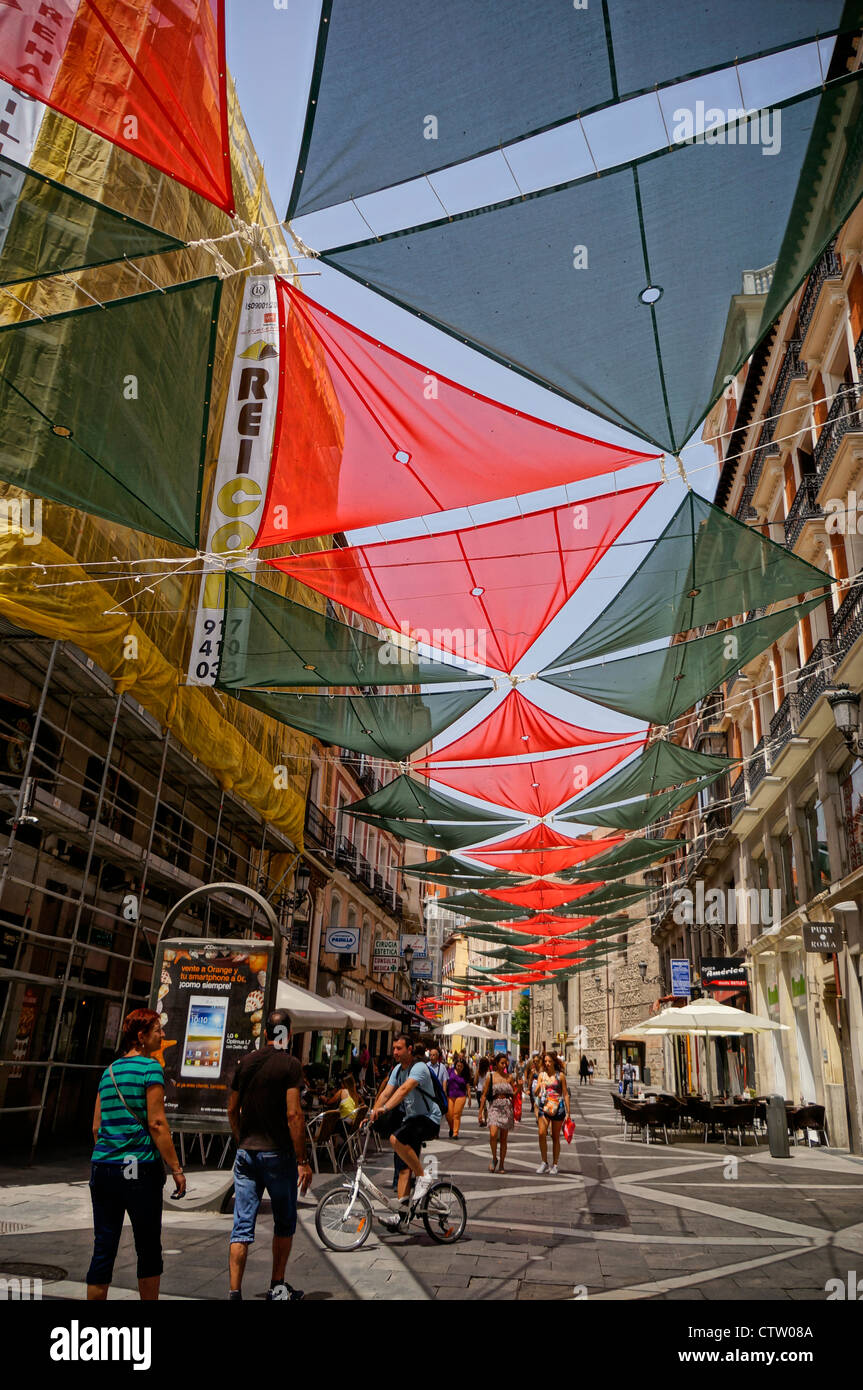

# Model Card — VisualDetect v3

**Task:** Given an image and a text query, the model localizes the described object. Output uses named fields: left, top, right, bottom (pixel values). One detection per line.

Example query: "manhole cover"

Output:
left=0, top=1262, right=67, bottom=1282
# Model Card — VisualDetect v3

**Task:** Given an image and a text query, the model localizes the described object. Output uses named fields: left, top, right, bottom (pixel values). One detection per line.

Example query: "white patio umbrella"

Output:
left=438, top=1020, right=499, bottom=1041
left=628, top=998, right=787, bottom=1099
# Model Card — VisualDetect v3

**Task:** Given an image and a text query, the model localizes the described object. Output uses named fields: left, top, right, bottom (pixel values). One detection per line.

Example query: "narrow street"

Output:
left=3, top=1077, right=861, bottom=1302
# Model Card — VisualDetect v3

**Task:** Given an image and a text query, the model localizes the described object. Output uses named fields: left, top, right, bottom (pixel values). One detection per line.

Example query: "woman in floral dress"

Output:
left=480, top=1054, right=515, bottom=1173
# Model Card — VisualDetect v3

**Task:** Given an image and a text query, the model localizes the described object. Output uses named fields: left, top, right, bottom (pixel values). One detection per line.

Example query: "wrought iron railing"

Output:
left=784, top=475, right=823, bottom=548
left=797, top=638, right=835, bottom=718
left=832, top=578, right=863, bottom=658
left=747, top=738, right=767, bottom=794
left=336, top=836, right=358, bottom=875
left=768, top=338, right=808, bottom=418
left=304, top=801, right=336, bottom=855
left=814, top=382, right=863, bottom=482
left=797, top=239, right=842, bottom=338
left=730, top=771, right=746, bottom=818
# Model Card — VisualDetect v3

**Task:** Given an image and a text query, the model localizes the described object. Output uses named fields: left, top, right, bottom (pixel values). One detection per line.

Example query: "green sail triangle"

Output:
left=544, top=598, right=825, bottom=725
left=219, top=571, right=481, bottom=689
left=561, top=836, right=685, bottom=881
left=560, top=775, right=722, bottom=830
left=346, top=773, right=513, bottom=823
left=346, top=815, right=521, bottom=851
left=436, top=892, right=533, bottom=921
left=548, top=493, right=830, bottom=665
left=225, top=687, right=490, bottom=760
left=400, top=855, right=527, bottom=888
left=0, top=277, right=219, bottom=546
left=557, top=884, right=649, bottom=915
left=558, top=741, right=731, bottom=816
left=0, top=152, right=184, bottom=286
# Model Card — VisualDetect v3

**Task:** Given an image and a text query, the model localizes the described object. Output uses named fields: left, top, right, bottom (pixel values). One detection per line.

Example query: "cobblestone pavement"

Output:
left=2, top=1080, right=863, bottom=1301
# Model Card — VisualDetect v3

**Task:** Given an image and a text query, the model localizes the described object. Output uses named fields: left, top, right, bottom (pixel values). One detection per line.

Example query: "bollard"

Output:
left=766, top=1093, right=791, bottom=1158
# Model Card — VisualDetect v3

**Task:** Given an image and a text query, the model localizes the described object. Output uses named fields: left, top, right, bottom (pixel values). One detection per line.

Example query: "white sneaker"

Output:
left=549, top=1164, right=559, bottom=1175
left=536, top=1161, right=549, bottom=1174
left=412, top=1174, right=434, bottom=1204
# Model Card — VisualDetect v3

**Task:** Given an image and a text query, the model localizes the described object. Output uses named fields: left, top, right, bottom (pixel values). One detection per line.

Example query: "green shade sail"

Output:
left=291, top=0, right=854, bottom=216
left=0, top=278, right=219, bottom=546
left=550, top=493, right=831, bottom=665
left=324, top=73, right=863, bottom=455
left=347, top=815, right=521, bottom=851
left=560, top=775, right=723, bottom=830
left=558, top=741, right=732, bottom=816
left=561, top=836, right=686, bottom=882
left=436, top=892, right=533, bottom=922
left=0, top=153, right=184, bottom=286
left=346, top=773, right=511, bottom=823
left=544, top=599, right=825, bottom=726
left=219, top=571, right=480, bottom=689
left=557, top=884, right=649, bottom=915
left=225, top=687, right=490, bottom=761
left=400, top=855, right=527, bottom=888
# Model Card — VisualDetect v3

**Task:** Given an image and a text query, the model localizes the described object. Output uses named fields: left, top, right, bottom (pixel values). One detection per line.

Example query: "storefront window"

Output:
left=841, top=759, right=863, bottom=871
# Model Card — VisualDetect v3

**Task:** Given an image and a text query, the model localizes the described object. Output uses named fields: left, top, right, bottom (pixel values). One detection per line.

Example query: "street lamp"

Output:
left=826, top=684, right=863, bottom=756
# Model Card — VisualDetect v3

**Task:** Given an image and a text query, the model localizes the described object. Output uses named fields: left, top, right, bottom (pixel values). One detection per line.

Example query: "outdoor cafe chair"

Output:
left=306, top=1109, right=343, bottom=1173
left=788, top=1103, right=829, bottom=1148
left=714, top=1102, right=758, bottom=1147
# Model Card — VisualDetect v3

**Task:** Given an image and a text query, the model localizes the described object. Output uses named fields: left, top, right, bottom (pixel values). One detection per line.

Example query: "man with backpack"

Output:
left=369, top=1033, right=442, bottom=1217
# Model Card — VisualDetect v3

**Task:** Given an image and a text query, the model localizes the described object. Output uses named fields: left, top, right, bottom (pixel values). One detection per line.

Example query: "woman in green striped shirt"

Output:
left=86, top=1008, right=186, bottom=1300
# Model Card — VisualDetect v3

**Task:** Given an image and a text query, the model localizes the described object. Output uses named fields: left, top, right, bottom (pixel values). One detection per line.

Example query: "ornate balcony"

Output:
left=814, top=383, right=863, bottom=483
left=832, top=578, right=863, bottom=659
left=747, top=738, right=767, bottom=794
left=784, top=475, right=823, bottom=549
left=768, top=339, right=808, bottom=418
left=304, top=801, right=335, bottom=856
left=797, top=239, right=842, bottom=338
left=797, top=638, right=835, bottom=719
left=730, top=771, right=746, bottom=819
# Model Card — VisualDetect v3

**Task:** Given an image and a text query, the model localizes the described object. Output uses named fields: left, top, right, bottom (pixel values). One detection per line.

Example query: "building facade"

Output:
left=649, top=197, right=863, bottom=1150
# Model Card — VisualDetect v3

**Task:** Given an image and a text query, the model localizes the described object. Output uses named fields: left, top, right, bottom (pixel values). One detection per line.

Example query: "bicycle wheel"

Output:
left=314, top=1188, right=374, bottom=1251
left=421, top=1180, right=467, bottom=1244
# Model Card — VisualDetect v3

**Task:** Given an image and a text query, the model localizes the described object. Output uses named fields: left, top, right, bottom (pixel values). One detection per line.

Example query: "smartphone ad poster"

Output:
left=149, top=938, right=275, bottom=1131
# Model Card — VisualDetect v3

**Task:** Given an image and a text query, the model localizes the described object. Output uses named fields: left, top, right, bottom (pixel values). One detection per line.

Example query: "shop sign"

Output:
left=373, top=938, right=398, bottom=973
left=150, top=937, right=276, bottom=1131
left=670, top=958, right=691, bottom=998
left=700, top=957, right=748, bottom=991
left=400, top=933, right=427, bottom=958
left=803, top=921, right=843, bottom=953
left=325, top=927, right=360, bottom=955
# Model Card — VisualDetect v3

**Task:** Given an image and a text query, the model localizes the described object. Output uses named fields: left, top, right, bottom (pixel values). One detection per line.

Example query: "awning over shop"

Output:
left=371, top=990, right=432, bottom=1032
left=327, top=992, right=396, bottom=1030
left=275, top=979, right=353, bottom=1032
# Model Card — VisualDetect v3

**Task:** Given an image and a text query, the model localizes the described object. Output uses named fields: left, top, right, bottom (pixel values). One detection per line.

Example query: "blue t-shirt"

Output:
left=388, top=1062, right=442, bottom=1124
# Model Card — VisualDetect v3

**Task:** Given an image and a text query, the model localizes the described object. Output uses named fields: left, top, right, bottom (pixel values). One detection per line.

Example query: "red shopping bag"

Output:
left=563, top=1117, right=575, bottom=1144
left=513, top=1089, right=523, bottom=1122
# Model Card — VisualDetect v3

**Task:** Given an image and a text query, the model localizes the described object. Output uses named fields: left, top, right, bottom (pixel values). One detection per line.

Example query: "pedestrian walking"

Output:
left=86, top=1008, right=185, bottom=1302
left=527, top=1052, right=541, bottom=1113
left=428, top=1046, right=449, bottom=1101
left=446, top=1057, right=471, bottom=1137
left=535, top=1051, right=571, bottom=1175
left=480, top=1054, right=515, bottom=1172
left=227, top=1008, right=313, bottom=1301
left=621, top=1058, right=636, bottom=1097
left=475, top=1055, right=491, bottom=1124
left=358, top=1043, right=371, bottom=1087
left=579, top=1053, right=590, bottom=1086
left=588, top=1058, right=596, bottom=1084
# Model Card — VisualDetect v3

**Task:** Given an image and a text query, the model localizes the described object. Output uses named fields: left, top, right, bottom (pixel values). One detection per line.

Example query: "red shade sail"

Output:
left=269, top=485, right=658, bottom=673
left=420, top=738, right=645, bottom=817
left=494, top=915, right=599, bottom=937
left=468, top=825, right=625, bottom=875
left=482, top=881, right=602, bottom=911
left=415, top=690, right=634, bottom=764
left=519, top=940, right=596, bottom=958
left=0, top=2, right=233, bottom=214
left=254, top=281, right=660, bottom=543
